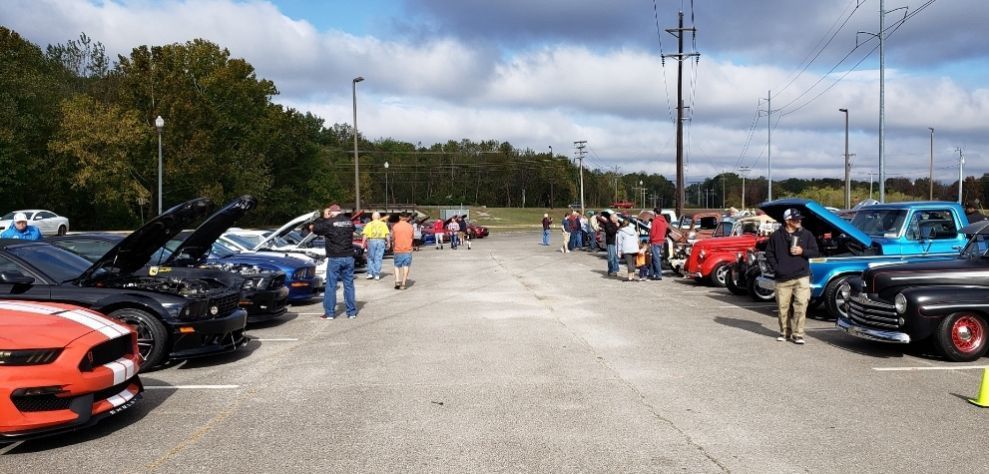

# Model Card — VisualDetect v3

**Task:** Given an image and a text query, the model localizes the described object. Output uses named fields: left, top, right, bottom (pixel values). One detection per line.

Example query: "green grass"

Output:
left=418, top=206, right=555, bottom=232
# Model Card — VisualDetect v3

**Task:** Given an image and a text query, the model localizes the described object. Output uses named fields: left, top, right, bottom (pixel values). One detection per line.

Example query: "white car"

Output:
left=0, top=209, right=70, bottom=235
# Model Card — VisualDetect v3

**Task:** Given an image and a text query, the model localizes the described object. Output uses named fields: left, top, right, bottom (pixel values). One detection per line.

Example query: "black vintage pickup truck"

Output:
left=839, top=221, right=989, bottom=361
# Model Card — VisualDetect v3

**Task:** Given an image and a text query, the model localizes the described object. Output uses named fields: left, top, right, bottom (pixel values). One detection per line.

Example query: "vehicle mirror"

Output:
left=0, top=271, right=34, bottom=285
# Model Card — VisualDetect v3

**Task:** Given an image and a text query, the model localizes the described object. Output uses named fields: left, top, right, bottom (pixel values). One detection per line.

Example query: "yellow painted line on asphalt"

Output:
left=873, top=366, right=989, bottom=372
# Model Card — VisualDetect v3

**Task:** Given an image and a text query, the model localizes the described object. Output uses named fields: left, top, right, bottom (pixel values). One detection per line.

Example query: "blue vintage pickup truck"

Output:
left=755, top=199, right=969, bottom=318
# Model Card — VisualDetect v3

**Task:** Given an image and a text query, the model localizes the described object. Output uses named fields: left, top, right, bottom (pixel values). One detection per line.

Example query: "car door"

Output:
left=33, top=211, right=55, bottom=234
left=901, top=209, right=964, bottom=255
left=0, top=254, right=51, bottom=300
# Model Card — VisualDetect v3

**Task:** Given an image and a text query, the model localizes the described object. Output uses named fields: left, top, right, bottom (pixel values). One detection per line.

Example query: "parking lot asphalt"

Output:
left=3, top=231, right=989, bottom=472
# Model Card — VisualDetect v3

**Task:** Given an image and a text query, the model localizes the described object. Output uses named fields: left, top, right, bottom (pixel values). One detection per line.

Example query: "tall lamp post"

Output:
left=384, top=161, right=389, bottom=208
left=352, top=76, right=364, bottom=210
left=155, top=115, right=164, bottom=216
left=839, top=108, right=850, bottom=209
left=928, top=127, right=935, bottom=200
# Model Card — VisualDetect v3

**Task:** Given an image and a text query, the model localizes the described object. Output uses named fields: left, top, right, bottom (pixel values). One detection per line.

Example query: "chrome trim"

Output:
left=808, top=252, right=959, bottom=264
left=837, top=317, right=911, bottom=344
left=923, top=303, right=989, bottom=311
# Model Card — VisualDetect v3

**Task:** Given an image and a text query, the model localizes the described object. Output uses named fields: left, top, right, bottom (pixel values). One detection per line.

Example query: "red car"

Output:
left=0, top=301, right=143, bottom=441
left=683, top=215, right=778, bottom=287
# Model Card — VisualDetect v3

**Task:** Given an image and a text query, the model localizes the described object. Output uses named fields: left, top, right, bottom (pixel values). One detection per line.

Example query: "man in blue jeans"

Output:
left=541, top=213, right=552, bottom=246
left=311, top=204, right=358, bottom=319
left=597, top=211, right=620, bottom=276
left=648, top=209, right=668, bottom=280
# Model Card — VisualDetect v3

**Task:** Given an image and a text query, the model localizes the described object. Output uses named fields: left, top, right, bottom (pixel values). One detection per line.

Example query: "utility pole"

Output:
left=574, top=140, right=587, bottom=215
left=957, top=147, right=965, bottom=204
left=839, top=108, right=850, bottom=209
left=758, top=90, right=780, bottom=201
left=739, top=166, right=750, bottom=209
left=928, top=128, right=935, bottom=200
left=612, top=165, right=621, bottom=203
left=662, top=10, right=699, bottom=219
left=868, top=170, right=875, bottom=200
left=721, top=171, right=726, bottom=209
left=879, top=0, right=886, bottom=203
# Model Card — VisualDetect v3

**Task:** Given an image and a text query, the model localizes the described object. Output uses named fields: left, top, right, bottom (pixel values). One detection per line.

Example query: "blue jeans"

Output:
left=569, top=231, right=580, bottom=251
left=367, top=239, right=386, bottom=276
left=650, top=244, right=664, bottom=279
left=324, top=257, right=356, bottom=316
left=607, top=244, right=619, bottom=274
left=542, top=229, right=550, bottom=245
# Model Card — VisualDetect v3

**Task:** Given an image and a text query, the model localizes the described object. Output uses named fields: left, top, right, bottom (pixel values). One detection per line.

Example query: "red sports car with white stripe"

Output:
left=0, top=301, right=143, bottom=441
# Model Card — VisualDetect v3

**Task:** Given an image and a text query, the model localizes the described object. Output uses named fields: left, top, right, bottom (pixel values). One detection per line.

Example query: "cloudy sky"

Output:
left=3, top=0, right=987, bottom=184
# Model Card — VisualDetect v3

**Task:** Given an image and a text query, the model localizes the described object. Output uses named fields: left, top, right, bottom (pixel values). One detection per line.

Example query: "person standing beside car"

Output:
left=765, top=208, right=819, bottom=344
left=648, top=209, right=668, bottom=280
left=0, top=213, right=42, bottom=240
left=433, top=218, right=445, bottom=249
left=361, top=212, right=390, bottom=280
left=597, top=211, right=620, bottom=275
left=311, top=204, right=358, bottom=320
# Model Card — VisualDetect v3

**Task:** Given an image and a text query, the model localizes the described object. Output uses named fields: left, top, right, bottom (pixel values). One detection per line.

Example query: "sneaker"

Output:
left=776, top=335, right=786, bottom=342
left=365, top=274, right=374, bottom=280
left=400, top=283, right=406, bottom=290
left=793, top=337, right=805, bottom=345
left=394, top=283, right=401, bottom=290
left=374, top=275, right=380, bottom=280
left=347, top=314, right=357, bottom=319
left=321, top=314, right=335, bottom=320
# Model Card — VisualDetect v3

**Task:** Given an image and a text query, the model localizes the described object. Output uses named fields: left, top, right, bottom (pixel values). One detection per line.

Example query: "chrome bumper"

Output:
left=836, top=317, right=911, bottom=344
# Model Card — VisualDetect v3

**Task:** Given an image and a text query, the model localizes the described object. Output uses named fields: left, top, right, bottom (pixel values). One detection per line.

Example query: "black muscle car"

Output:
left=839, top=220, right=989, bottom=361
left=0, top=198, right=248, bottom=369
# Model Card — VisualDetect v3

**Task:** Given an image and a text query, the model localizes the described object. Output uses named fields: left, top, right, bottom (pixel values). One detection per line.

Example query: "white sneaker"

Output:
left=365, top=274, right=374, bottom=280
left=776, top=335, right=786, bottom=342
left=374, top=275, right=380, bottom=280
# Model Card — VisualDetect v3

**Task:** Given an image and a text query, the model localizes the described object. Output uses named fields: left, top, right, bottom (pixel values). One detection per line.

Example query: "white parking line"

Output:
left=872, top=366, right=989, bottom=372
left=144, top=385, right=241, bottom=389
left=717, top=304, right=776, bottom=308
left=0, top=441, right=22, bottom=455
left=253, top=338, right=299, bottom=342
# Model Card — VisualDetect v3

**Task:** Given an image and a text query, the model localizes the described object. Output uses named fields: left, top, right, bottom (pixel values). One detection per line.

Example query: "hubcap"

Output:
left=716, top=266, right=729, bottom=285
left=952, top=315, right=984, bottom=353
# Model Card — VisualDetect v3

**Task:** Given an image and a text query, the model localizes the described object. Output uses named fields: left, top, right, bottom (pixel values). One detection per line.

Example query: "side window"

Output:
left=37, top=212, right=56, bottom=219
left=49, top=239, right=114, bottom=262
left=0, top=254, right=24, bottom=274
left=908, top=209, right=958, bottom=241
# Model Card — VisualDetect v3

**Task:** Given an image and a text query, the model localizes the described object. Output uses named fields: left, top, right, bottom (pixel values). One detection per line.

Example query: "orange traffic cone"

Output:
left=968, top=368, right=989, bottom=407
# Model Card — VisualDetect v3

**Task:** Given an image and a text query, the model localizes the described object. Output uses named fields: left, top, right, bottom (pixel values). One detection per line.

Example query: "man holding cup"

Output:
left=765, top=208, right=819, bottom=344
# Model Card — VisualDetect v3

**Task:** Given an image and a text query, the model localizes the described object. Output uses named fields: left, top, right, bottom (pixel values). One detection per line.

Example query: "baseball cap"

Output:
left=783, top=208, right=803, bottom=221
left=13, top=212, right=27, bottom=223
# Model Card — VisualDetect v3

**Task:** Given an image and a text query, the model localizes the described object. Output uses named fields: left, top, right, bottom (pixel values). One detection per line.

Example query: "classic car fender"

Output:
left=895, top=286, right=989, bottom=342
left=698, top=252, right=738, bottom=278
left=91, top=292, right=174, bottom=322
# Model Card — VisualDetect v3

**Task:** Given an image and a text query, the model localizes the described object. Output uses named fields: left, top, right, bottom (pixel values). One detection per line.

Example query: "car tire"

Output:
left=746, top=268, right=775, bottom=302
left=110, top=308, right=168, bottom=370
left=824, top=275, right=853, bottom=320
left=725, top=267, right=747, bottom=296
left=57, top=225, right=67, bottom=236
left=934, top=312, right=989, bottom=362
left=709, top=262, right=730, bottom=288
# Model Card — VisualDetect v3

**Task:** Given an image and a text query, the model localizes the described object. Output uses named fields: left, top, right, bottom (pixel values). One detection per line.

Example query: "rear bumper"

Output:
left=836, top=316, right=911, bottom=344
left=168, top=309, right=248, bottom=359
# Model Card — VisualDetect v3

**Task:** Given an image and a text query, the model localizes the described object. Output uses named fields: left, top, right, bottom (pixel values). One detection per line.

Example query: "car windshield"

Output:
left=851, top=209, right=907, bottom=236
left=211, top=240, right=238, bottom=258
left=961, top=235, right=989, bottom=259
left=224, top=234, right=262, bottom=249
left=7, top=244, right=92, bottom=282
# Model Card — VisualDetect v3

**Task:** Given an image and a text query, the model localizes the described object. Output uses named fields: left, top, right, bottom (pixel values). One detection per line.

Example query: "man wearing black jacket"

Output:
left=765, top=208, right=819, bottom=344
left=311, top=204, right=358, bottom=320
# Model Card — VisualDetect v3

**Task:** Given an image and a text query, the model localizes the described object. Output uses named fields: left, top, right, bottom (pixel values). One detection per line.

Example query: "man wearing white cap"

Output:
left=765, top=208, right=819, bottom=345
left=0, top=213, right=42, bottom=241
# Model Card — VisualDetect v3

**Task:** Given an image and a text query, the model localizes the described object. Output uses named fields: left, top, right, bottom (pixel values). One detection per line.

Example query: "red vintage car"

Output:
left=683, top=215, right=778, bottom=286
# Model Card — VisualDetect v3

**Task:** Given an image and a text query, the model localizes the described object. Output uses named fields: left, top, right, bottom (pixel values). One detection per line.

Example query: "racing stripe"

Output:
left=63, top=309, right=129, bottom=338
left=0, top=301, right=62, bottom=314
left=105, top=360, right=128, bottom=385
left=106, top=387, right=135, bottom=407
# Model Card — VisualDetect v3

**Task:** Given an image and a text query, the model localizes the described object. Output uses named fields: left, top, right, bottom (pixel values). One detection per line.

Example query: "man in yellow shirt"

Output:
left=361, top=212, right=390, bottom=280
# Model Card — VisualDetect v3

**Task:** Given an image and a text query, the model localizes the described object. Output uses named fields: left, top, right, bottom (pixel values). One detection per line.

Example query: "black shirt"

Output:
left=312, top=214, right=355, bottom=258
left=765, top=227, right=820, bottom=282
left=600, top=219, right=619, bottom=245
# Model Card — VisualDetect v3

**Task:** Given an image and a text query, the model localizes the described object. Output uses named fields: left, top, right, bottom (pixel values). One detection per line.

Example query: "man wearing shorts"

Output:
left=391, top=212, right=414, bottom=289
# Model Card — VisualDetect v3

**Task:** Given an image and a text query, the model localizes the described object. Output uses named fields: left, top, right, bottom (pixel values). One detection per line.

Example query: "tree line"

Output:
left=2, top=28, right=986, bottom=230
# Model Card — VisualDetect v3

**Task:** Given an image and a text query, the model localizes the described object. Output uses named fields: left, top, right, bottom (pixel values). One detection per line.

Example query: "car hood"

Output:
left=253, top=211, right=320, bottom=251
left=77, top=198, right=212, bottom=282
left=0, top=301, right=125, bottom=349
left=759, top=198, right=872, bottom=247
left=214, top=252, right=307, bottom=272
left=164, top=195, right=256, bottom=266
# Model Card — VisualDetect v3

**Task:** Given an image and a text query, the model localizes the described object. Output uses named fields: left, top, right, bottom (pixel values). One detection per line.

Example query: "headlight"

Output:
left=242, top=277, right=267, bottom=291
left=746, top=253, right=756, bottom=266
left=0, top=348, right=63, bottom=365
left=161, top=301, right=190, bottom=319
left=894, top=293, right=907, bottom=314
left=698, top=250, right=707, bottom=260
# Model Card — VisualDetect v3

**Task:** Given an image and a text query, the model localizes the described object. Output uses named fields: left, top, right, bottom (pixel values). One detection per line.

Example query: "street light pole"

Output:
left=384, top=161, right=389, bottom=208
left=352, top=76, right=364, bottom=210
left=928, top=127, right=935, bottom=200
left=839, top=108, right=850, bottom=208
left=155, top=115, right=164, bottom=216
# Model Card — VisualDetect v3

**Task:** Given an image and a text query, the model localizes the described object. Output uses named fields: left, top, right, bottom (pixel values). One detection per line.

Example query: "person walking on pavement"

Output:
left=559, top=212, right=571, bottom=253
left=391, top=212, right=414, bottom=289
left=648, top=209, right=668, bottom=280
left=0, top=213, right=42, bottom=240
left=597, top=211, right=620, bottom=275
left=765, top=208, right=819, bottom=344
left=361, top=212, right=390, bottom=280
left=616, top=218, right=641, bottom=281
left=310, top=204, right=358, bottom=319
left=433, top=218, right=445, bottom=249
left=541, top=213, right=552, bottom=246
left=412, top=219, right=422, bottom=251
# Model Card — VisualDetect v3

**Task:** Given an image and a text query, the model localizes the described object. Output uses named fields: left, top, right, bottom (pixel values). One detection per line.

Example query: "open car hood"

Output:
left=252, top=211, right=320, bottom=251
left=164, top=195, right=256, bottom=266
left=759, top=198, right=872, bottom=247
left=77, top=198, right=212, bottom=282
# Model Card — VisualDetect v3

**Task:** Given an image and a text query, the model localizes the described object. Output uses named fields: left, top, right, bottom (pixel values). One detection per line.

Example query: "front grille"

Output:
left=208, top=292, right=240, bottom=318
left=80, top=336, right=133, bottom=372
left=848, top=294, right=899, bottom=329
left=11, top=393, right=72, bottom=412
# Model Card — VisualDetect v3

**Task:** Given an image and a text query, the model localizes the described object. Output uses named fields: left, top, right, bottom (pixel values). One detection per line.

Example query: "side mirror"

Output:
left=0, top=271, right=35, bottom=285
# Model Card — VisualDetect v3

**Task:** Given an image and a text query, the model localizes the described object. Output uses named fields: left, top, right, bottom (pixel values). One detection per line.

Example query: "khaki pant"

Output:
left=775, top=276, right=810, bottom=339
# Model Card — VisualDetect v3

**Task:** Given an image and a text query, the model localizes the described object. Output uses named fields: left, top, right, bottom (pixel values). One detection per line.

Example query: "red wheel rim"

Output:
left=951, top=315, right=984, bottom=353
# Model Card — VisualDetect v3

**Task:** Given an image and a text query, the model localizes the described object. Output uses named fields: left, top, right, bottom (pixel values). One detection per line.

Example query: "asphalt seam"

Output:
left=488, top=252, right=731, bottom=473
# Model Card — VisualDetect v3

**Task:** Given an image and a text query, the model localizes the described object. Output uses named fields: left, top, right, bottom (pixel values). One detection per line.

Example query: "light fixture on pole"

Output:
left=155, top=115, right=164, bottom=216
left=928, top=127, right=935, bottom=200
left=384, top=161, right=389, bottom=208
left=639, top=180, right=644, bottom=208
left=352, top=76, right=364, bottom=210
left=839, top=108, right=850, bottom=209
